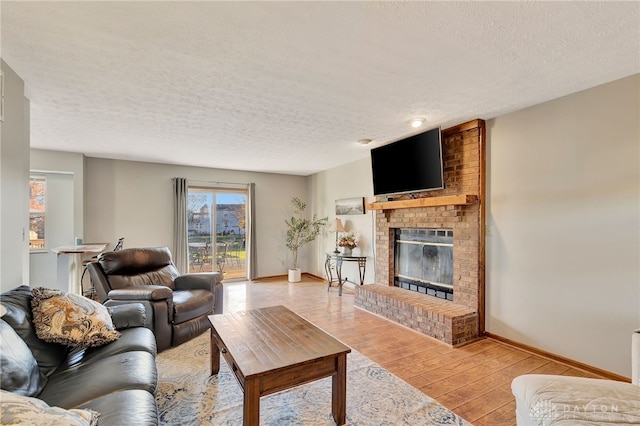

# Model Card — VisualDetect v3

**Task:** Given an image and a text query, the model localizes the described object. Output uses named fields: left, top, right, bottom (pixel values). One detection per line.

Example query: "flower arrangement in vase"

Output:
left=338, top=231, right=357, bottom=255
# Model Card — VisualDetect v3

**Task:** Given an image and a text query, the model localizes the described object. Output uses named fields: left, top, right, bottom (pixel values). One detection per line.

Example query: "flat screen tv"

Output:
left=370, top=127, right=444, bottom=196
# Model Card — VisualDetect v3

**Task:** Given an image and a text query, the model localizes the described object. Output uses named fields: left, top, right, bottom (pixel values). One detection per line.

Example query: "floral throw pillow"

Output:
left=31, top=287, right=120, bottom=348
left=0, top=390, right=99, bottom=426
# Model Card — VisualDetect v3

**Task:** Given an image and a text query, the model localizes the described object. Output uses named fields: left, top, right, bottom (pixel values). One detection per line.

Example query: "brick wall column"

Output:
left=373, top=122, right=484, bottom=314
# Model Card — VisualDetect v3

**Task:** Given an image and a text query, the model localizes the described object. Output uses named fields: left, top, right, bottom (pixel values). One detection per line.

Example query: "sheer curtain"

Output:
left=172, top=177, right=189, bottom=273
left=246, top=183, right=257, bottom=280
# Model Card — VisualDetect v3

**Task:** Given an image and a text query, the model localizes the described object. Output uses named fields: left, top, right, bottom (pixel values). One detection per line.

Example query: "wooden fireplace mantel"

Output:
left=366, top=194, right=478, bottom=211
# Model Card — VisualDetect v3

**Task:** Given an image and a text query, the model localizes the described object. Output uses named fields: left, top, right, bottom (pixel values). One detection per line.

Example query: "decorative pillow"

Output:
left=0, top=390, right=99, bottom=426
left=0, top=286, right=69, bottom=378
left=31, top=288, right=120, bottom=348
left=0, top=319, right=46, bottom=396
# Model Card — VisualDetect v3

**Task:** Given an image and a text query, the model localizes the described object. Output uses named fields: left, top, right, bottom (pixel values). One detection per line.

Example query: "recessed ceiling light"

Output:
left=358, top=138, right=373, bottom=145
left=410, top=117, right=426, bottom=128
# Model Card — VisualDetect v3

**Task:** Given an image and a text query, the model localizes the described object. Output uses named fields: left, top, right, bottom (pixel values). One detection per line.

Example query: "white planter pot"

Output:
left=288, top=268, right=302, bottom=283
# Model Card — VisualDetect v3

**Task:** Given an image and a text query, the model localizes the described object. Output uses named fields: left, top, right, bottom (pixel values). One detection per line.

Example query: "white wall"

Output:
left=29, top=150, right=85, bottom=289
left=28, top=172, right=74, bottom=290
left=0, top=60, right=30, bottom=292
left=84, top=158, right=308, bottom=278
left=486, top=74, right=640, bottom=378
left=30, top=149, right=85, bottom=238
left=309, top=158, right=376, bottom=284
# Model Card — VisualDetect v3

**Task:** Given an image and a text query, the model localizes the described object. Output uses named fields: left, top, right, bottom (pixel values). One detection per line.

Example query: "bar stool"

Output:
left=81, top=237, right=124, bottom=299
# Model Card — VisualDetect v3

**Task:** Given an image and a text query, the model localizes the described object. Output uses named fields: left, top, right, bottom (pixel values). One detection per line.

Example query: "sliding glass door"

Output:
left=187, top=187, right=247, bottom=279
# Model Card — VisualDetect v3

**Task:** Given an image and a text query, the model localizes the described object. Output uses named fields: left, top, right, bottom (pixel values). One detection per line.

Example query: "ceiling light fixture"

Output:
left=410, top=117, right=426, bottom=128
left=358, top=138, right=373, bottom=145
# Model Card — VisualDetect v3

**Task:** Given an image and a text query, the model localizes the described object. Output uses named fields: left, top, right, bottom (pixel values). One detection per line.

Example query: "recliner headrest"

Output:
left=99, top=247, right=173, bottom=275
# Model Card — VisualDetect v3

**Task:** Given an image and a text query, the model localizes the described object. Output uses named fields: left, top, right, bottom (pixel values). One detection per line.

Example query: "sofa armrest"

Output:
left=175, top=273, right=223, bottom=314
left=104, top=298, right=171, bottom=348
left=108, top=285, right=173, bottom=301
left=175, top=272, right=222, bottom=292
left=107, top=303, right=147, bottom=330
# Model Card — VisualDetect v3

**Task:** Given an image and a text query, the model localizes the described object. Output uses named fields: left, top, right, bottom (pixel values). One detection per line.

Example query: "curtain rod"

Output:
left=175, top=178, right=254, bottom=187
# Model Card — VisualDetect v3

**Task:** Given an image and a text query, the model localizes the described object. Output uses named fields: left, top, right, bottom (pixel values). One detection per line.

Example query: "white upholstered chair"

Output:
left=511, top=330, right=640, bottom=425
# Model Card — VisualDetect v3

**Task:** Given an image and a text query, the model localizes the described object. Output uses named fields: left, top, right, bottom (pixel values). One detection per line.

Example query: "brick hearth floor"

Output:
left=354, top=284, right=478, bottom=346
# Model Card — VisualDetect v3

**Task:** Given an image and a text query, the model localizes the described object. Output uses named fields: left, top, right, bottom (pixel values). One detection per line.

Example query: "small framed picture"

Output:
left=335, top=197, right=365, bottom=215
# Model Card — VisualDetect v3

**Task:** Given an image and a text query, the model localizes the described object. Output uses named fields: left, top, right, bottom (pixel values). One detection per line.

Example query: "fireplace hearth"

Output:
left=394, top=228, right=454, bottom=300
left=362, top=119, right=485, bottom=345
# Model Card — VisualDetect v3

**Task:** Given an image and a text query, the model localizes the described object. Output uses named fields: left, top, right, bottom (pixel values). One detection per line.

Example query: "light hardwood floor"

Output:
left=222, top=277, right=604, bottom=425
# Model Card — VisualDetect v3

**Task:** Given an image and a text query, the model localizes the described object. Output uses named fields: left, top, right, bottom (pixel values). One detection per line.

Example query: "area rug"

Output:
left=156, top=333, right=470, bottom=425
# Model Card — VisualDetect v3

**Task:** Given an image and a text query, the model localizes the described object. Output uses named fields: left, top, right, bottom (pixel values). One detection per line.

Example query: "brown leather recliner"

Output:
left=88, top=246, right=223, bottom=352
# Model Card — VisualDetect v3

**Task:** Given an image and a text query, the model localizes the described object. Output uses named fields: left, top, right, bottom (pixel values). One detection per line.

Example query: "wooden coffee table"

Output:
left=208, top=305, right=351, bottom=425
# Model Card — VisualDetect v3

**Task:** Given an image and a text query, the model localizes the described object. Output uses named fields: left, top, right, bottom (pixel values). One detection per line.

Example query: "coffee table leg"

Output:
left=331, top=354, right=347, bottom=425
left=210, top=328, right=220, bottom=375
left=243, top=377, right=260, bottom=426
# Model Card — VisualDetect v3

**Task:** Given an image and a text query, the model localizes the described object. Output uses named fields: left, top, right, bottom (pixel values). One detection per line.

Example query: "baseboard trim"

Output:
left=484, top=332, right=631, bottom=383
left=303, top=272, right=326, bottom=281
left=252, top=274, right=286, bottom=281
left=252, top=273, right=326, bottom=282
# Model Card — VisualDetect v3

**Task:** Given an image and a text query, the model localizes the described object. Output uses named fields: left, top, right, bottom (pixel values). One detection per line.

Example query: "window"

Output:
left=187, top=187, right=247, bottom=279
left=29, top=175, right=46, bottom=249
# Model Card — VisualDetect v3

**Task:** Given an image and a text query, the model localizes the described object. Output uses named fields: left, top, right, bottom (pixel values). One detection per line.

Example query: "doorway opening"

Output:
left=187, top=188, right=247, bottom=280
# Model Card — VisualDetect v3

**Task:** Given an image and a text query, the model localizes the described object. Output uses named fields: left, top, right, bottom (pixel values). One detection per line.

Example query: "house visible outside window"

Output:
left=29, top=175, right=46, bottom=249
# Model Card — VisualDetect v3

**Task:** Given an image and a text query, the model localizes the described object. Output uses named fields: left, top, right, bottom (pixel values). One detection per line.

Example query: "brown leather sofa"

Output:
left=88, top=247, right=223, bottom=352
left=1, top=285, right=158, bottom=425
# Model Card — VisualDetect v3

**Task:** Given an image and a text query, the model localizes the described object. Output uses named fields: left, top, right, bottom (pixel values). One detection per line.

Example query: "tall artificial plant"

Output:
left=285, top=197, right=328, bottom=270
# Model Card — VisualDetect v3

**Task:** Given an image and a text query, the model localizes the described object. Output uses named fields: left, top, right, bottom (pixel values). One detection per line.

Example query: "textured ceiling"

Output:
left=2, top=1, right=638, bottom=176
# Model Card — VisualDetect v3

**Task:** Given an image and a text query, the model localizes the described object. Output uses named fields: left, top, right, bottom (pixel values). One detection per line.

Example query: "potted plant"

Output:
left=285, top=197, right=328, bottom=282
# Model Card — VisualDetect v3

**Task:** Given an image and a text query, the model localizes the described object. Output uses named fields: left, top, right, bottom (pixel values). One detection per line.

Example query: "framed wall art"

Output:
left=335, top=197, right=365, bottom=215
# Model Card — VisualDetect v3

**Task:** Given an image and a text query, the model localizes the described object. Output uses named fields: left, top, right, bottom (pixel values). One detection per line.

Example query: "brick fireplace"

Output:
left=355, top=119, right=485, bottom=346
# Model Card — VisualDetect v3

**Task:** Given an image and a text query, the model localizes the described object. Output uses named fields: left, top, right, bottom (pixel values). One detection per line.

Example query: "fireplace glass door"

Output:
left=394, top=228, right=453, bottom=300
